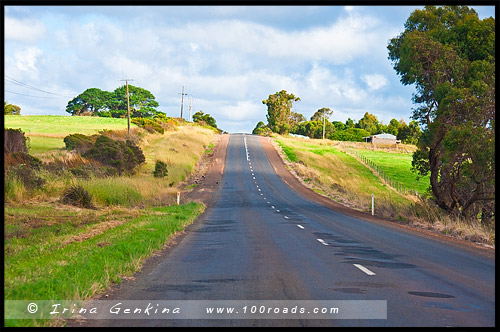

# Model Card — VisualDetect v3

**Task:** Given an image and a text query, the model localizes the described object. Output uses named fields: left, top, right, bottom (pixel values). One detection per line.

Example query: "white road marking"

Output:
left=260, top=193, right=263, bottom=196
left=276, top=210, right=280, bottom=212
left=271, top=206, right=275, bottom=209
left=297, top=225, right=305, bottom=229
left=284, top=216, right=289, bottom=219
left=258, top=189, right=261, bottom=191
left=317, top=239, right=328, bottom=246
left=353, top=264, right=376, bottom=276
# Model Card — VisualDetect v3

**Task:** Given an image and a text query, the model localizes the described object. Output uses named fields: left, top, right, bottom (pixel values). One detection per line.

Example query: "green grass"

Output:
left=354, top=149, right=431, bottom=194
left=27, top=136, right=66, bottom=154
left=276, top=139, right=299, bottom=162
left=4, top=202, right=205, bottom=327
left=276, top=138, right=408, bottom=209
left=4, top=115, right=135, bottom=136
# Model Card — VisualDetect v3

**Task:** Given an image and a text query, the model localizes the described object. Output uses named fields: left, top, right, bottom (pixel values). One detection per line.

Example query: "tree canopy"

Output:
left=192, top=110, right=217, bottom=129
left=263, top=90, right=301, bottom=135
left=388, top=5, right=495, bottom=221
left=4, top=101, right=21, bottom=115
left=66, top=85, right=160, bottom=118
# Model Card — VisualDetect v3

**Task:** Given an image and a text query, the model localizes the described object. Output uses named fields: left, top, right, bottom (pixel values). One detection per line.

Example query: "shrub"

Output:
left=153, top=160, right=168, bottom=178
left=83, top=135, right=145, bottom=175
left=4, top=128, right=29, bottom=153
left=63, top=133, right=97, bottom=153
left=5, top=164, right=46, bottom=190
left=131, top=117, right=164, bottom=134
left=61, top=184, right=95, bottom=209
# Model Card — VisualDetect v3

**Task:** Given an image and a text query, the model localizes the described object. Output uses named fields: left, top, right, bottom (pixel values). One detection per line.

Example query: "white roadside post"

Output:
left=371, top=193, right=374, bottom=216
left=177, top=192, right=180, bottom=205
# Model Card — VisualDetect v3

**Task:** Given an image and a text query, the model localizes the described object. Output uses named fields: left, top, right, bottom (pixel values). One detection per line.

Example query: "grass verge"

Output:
left=4, top=202, right=205, bottom=327
left=273, top=136, right=494, bottom=247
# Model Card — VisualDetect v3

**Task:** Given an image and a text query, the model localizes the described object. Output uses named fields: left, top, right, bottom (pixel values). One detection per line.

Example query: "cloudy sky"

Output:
left=4, top=5, right=495, bottom=133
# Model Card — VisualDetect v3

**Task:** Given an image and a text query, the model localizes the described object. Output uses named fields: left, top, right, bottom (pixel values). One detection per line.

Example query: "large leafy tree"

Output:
left=263, top=90, right=301, bottom=135
left=66, top=85, right=160, bottom=118
left=356, top=112, right=381, bottom=135
left=66, top=88, right=112, bottom=116
left=4, top=101, right=21, bottom=115
left=111, top=85, right=160, bottom=118
left=388, top=6, right=495, bottom=221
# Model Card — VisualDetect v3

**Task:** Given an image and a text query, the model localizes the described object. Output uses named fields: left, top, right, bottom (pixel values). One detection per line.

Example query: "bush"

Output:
left=83, top=135, right=145, bottom=175
left=61, top=184, right=95, bottom=209
left=131, top=117, right=164, bottom=134
left=4, top=128, right=29, bottom=153
left=153, top=160, right=168, bottom=178
left=63, top=133, right=97, bottom=153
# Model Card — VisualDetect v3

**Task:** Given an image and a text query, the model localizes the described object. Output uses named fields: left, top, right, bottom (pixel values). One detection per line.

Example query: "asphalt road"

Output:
left=74, top=133, right=495, bottom=327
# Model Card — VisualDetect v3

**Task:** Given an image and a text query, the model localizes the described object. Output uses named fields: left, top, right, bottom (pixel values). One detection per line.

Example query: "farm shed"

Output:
left=363, top=133, right=401, bottom=144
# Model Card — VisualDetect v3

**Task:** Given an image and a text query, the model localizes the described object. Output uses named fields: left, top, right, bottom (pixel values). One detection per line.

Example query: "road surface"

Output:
left=72, top=133, right=495, bottom=327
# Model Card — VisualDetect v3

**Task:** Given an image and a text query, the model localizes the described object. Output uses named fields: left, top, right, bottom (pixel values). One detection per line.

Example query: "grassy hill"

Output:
left=4, top=115, right=138, bottom=155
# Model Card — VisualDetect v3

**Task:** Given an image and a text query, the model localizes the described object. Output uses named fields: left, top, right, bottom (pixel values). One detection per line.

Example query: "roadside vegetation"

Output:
left=274, top=136, right=494, bottom=247
left=256, top=7, right=494, bottom=246
left=4, top=114, right=219, bottom=327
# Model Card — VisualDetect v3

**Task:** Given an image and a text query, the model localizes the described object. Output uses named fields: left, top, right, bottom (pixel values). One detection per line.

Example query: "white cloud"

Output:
left=362, top=74, right=389, bottom=91
left=5, top=16, right=46, bottom=42
left=13, top=47, right=43, bottom=72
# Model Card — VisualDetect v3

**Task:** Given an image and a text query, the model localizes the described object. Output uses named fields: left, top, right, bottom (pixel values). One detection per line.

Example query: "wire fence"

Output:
left=339, top=147, right=420, bottom=197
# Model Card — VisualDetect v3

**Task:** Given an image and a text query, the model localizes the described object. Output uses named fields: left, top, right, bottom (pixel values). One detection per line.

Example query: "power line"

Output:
left=4, top=89, right=67, bottom=100
left=5, top=75, right=74, bottom=98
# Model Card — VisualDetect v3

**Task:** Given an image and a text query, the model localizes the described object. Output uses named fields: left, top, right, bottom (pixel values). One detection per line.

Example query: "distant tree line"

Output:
left=253, top=90, right=422, bottom=144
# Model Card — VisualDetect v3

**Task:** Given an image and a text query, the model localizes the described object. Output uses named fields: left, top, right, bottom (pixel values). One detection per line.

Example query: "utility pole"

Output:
left=179, top=86, right=188, bottom=119
left=120, top=77, right=134, bottom=137
left=189, top=97, right=192, bottom=121
left=323, top=113, right=326, bottom=140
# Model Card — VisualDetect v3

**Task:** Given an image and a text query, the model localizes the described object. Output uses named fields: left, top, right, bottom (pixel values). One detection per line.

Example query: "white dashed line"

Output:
left=276, top=210, right=280, bottom=212
left=353, top=264, right=376, bottom=276
left=271, top=206, right=275, bottom=209
left=297, top=225, right=305, bottom=229
left=317, top=239, right=329, bottom=246
left=284, top=216, right=289, bottom=219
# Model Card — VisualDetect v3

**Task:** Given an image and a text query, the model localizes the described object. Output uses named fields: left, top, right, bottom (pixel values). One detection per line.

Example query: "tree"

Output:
left=356, top=112, right=380, bottom=135
left=4, top=101, right=21, bottom=115
left=330, top=128, right=371, bottom=142
left=386, top=118, right=401, bottom=136
left=345, top=118, right=355, bottom=129
left=310, top=107, right=333, bottom=121
left=398, top=120, right=422, bottom=144
left=111, top=85, right=160, bottom=118
left=66, top=88, right=112, bottom=116
left=388, top=6, right=495, bottom=221
left=192, top=110, right=217, bottom=128
left=252, top=121, right=272, bottom=136
left=262, top=90, right=301, bottom=135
